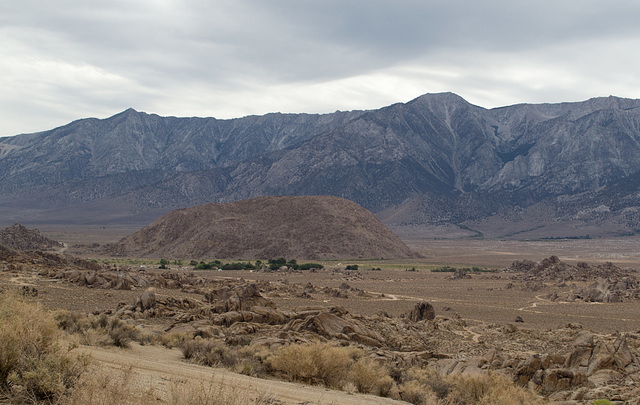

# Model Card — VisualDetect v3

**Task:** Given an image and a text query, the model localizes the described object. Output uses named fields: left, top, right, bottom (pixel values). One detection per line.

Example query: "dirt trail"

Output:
left=79, top=343, right=406, bottom=405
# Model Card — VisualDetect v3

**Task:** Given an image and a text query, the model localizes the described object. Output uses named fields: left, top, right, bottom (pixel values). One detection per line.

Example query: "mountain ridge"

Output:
left=2, top=92, right=640, bottom=239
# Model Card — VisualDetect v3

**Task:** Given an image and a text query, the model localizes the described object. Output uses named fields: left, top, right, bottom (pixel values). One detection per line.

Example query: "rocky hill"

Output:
left=109, top=196, right=419, bottom=259
left=2, top=93, right=640, bottom=238
left=0, top=223, right=64, bottom=251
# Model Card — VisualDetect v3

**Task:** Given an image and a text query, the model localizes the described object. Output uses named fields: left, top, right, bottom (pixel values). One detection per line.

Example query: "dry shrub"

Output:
left=0, top=292, right=89, bottom=403
left=349, top=357, right=395, bottom=396
left=181, top=338, right=239, bottom=368
left=447, top=372, right=547, bottom=405
left=396, top=367, right=548, bottom=405
left=68, top=365, right=156, bottom=405
left=78, top=327, right=113, bottom=346
left=447, top=373, right=491, bottom=404
left=232, top=345, right=268, bottom=377
left=57, top=311, right=152, bottom=348
left=168, top=375, right=278, bottom=405
left=406, top=367, right=452, bottom=399
left=161, top=330, right=193, bottom=348
left=266, top=342, right=359, bottom=388
left=107, top=318, right=139, bottom=348
left=56, top=310, right=89, bottom=334
left=398, top=379, right=437, bottom=405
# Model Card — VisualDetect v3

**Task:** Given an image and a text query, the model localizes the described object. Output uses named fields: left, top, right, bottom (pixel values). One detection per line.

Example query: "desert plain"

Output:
left=3, top=223, right=640, bottom=404
left=25, top=225, right=640, bottom=333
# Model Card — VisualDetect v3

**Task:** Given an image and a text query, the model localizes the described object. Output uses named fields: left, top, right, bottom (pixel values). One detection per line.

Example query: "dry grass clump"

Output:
left=446, top=372, right=548, bottom=405
left=57, top=310, right=155, bottom=348
left=395, top=367, right=548, bottom=405
left=161, top=330, right=193, bottom=348
left=349, top=357, right=395, bottom=396
left=266, top=342, right=361, bottom=389
left=0, top=292, right=89, bottom=404
left=168, top=375, right=278, bottom=405
left=180, top=338, right=266, bottom=377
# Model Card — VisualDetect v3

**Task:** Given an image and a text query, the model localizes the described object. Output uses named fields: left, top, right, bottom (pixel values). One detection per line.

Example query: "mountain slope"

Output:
left=0, top=109, right=363, bottom=192
left=2, top=93, right=640, bottom=238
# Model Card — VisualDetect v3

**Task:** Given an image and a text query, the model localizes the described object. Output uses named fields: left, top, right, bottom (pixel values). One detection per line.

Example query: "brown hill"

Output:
left=0, top=223, right=64, bottom=251
left=111, top=196, right=420, bottom=260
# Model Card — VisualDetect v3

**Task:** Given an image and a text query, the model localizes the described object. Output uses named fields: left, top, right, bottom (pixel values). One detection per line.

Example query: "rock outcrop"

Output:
left=506, top=256, right=640, bottom=302
left=0, top=223, right=64, bottom=251
left=407, top=301, right=436, bottom=322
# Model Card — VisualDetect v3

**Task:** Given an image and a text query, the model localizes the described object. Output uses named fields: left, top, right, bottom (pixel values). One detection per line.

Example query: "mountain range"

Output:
left=1, top=92, right=640, bottom=239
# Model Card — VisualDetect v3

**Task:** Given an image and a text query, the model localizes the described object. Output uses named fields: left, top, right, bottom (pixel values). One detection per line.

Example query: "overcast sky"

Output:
left=2, top=1, right=640, bottom=136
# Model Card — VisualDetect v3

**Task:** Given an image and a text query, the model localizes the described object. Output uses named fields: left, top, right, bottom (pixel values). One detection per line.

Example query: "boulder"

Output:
left=587, top=342, right=616, bottom=376
left=566, top=347, right=593, bottom=370
left=612, top=335, right=638, bottom=372
left=84, top=271, right=97, bottom=285
left=250, top=306, right=289, bottom=325
left=138, top=290, right=156, bottom=311
left=288, top=312, right=384, bottom=347
left=588, top=369, right=622, bottom=387
left=573, top=330, right=594, bottom=348
left=537, top=369, right=589, bottom=394
left=218, top=311, right=243, bottom=326
left=516, top=354, right=543, bottom=385
left=407, top=301, right=435, bottom=322
left=205, top=284, right=275, bottom=312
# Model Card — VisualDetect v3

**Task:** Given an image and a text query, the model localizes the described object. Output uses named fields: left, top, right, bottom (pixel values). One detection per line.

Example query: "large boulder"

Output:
left=205, top=284, right=274, bottom=312
left=287, top=311, right=384, bottom=347
left=407, top=301, right=436, bottom=322
left=138, top=290, right=156, bottom=311
left=565, top=334, right=639, bottom=377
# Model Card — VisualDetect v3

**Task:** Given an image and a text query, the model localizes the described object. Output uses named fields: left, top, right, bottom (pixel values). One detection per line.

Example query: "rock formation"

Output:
left=0, top=223, right=64, bottom=251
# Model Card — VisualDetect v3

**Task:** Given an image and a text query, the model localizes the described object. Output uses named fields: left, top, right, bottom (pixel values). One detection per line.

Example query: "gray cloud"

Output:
left=2, top=1, right=640, bottom=136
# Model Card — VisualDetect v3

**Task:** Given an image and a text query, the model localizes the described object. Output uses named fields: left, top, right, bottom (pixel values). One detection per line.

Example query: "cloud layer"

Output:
left=2, top=1, right=640, bottom=136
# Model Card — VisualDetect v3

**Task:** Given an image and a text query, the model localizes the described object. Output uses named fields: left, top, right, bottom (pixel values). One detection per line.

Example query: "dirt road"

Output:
left=80, top=343, right=407, bottom=405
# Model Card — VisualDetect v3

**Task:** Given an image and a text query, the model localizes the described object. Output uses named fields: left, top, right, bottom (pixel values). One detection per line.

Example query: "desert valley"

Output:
left=2, top=94, right=640, bottom=404
left=2, top=200, right=640, bottom=404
